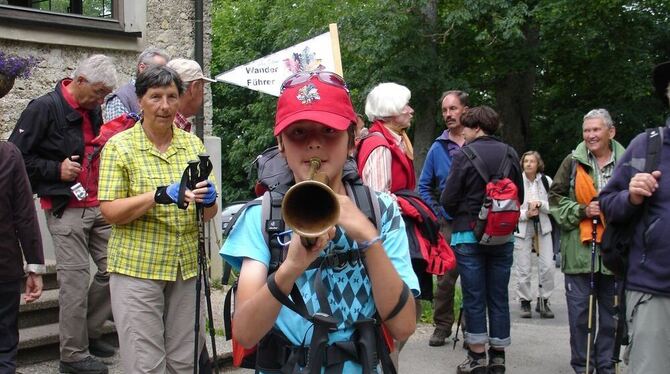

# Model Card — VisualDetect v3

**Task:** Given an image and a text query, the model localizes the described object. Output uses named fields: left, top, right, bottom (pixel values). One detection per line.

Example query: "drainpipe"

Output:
left=194, top=0, right=204, bottom=140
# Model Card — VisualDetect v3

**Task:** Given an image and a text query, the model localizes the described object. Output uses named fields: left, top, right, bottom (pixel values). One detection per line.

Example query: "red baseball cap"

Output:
left=274, top=72, right=357, bottom=136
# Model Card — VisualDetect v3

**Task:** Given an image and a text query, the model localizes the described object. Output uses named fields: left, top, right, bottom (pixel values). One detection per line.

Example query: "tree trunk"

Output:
left=494, top=22, right=539, bottom=154
left=412, top=0, right=440, bottom=182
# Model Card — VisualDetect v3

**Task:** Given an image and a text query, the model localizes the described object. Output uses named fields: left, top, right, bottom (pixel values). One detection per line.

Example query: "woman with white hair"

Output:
left=357, top=82, right=415, bottom=193
left=356, top=82, right=422, bottom=368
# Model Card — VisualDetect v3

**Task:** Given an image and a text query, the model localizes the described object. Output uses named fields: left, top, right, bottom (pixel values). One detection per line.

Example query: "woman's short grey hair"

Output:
left=73, top=54, right=117, bottom=88
left=364, top=82, right=411, bottom=122
left=583, top=108, right=614, bottom=128
left=135, top=65, right=184, bottom=99
left=666, top=82, right=670, bottom=104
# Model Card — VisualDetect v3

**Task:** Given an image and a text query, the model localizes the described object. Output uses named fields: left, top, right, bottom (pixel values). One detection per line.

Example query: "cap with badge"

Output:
left=274, top=71, right=356, bottom=136
left=166, top=58, right=216, bottom=83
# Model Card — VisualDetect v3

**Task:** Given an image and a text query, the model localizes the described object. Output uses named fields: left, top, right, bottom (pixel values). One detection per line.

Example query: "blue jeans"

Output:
left=454, top=242, right=513, bottom=348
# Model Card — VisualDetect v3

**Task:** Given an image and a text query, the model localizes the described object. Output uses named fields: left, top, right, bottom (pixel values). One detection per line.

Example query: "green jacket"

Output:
left=549, top=140, right=626, bottom=275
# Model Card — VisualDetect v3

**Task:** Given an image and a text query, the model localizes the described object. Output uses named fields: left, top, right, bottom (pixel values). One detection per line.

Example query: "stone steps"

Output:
left=18, top=288, right=59, bottom=329
left=17, top=321, right=117, bottom=365
left=16, top=259, right=120, bottom=365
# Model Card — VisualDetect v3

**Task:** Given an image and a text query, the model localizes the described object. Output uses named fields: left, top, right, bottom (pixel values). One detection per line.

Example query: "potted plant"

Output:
left=0, top=51, right=40, bottom=98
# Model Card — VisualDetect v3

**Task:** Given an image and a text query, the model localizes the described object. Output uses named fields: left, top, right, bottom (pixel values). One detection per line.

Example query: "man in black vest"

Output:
left=102, top=47, right=169, bottom=122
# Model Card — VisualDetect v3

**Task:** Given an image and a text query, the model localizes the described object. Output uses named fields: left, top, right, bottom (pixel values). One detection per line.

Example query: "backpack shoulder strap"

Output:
left=462, top=145, right=490, bottom=182
left=262, top=191, right=285, bottom=274
left=494, top=145, right=513, bottom=179
left=356, top=131, right=389, bottom=170
left=569, top=157, right=578, bottom=190
left=540, top=174, right=550, bottom=193
left=345, top=181, right=381, bottom=231
left=644, top=127, right=664, bottom=172
left=47, top=91, right=67, bottom=129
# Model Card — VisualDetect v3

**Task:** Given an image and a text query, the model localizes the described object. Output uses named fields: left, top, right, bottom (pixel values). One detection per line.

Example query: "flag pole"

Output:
left=329, top=23, right=343, bottom=77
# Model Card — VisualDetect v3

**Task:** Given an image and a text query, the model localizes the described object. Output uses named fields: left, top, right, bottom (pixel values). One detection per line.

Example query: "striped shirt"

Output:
left=98, top=122, right=212, bottom=281
left=361, top=130, right=405, bottom=193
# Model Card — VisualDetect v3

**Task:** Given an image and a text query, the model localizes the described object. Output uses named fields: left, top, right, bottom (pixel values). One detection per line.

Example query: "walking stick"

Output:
left=533, top=217, right=545, bottom=316
left=612, top=279, right=620, bottom=374
left=585, top=217, right=598, bottom=374
left=452, top=305, right=464, bottom=350
left=188, top=155, right=219, bottom=374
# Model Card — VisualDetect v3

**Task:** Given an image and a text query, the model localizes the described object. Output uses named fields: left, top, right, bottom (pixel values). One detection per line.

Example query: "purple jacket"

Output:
left=600, top=123, right=670, bottom=296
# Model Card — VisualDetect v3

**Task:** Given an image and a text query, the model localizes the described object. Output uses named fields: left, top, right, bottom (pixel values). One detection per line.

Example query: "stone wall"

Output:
left=0, top=0, right=213, bottom=139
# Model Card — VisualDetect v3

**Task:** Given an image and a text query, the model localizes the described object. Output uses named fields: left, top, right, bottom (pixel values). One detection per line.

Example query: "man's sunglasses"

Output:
left=280, top=71, right=348, bottom=93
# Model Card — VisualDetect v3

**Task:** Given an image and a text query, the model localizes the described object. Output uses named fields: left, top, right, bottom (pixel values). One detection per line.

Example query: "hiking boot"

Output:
left=535, top=298, right=555, bottom=319
left=429, top=327, right=451, bottom=347
left=487, top=348, right=505, bottom=374
left=59, top=356, right=108, bottom=374
left=520, top=300, right=532, bottom=318
left=456, top=351, right=487, bottom=374
left=89, top=338, right=115, bottom=358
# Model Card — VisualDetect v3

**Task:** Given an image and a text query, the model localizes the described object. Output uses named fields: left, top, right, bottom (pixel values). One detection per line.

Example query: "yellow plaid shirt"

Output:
left=98, top=122, right=214, bottom=281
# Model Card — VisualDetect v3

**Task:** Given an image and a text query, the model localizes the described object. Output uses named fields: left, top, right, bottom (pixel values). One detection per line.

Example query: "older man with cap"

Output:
left=166, top=58, right=216, bottom=133
left=599, top=61, right=670, bottom=374
left=103, top=47, right=170, bottom=122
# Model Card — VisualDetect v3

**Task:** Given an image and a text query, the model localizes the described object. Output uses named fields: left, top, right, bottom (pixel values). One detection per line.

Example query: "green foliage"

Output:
left=211, top=0, right=670, bottom=197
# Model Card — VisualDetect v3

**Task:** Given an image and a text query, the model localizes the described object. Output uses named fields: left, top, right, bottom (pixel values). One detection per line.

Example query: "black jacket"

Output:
left=8, top=79, right=103, bottom=207
left=441, top=136, right=524, bottom=233
left=0, top=142, right=44, bottom=282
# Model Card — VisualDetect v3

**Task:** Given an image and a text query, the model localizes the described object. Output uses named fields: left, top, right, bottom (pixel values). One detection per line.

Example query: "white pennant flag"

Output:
left=215, top=24, right=343, bottom=97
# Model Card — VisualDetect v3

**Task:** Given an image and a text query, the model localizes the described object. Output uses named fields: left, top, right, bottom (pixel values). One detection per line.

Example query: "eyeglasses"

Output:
left=280, top=71, right=348, bottom=93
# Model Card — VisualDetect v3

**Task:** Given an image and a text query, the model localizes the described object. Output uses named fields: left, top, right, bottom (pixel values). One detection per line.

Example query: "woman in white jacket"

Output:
left=514, top=151, right=555, bottom=319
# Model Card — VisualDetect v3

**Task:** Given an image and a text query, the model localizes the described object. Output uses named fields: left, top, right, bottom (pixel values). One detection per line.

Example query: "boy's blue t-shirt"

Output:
left=220, top=192, right=419, bottom=373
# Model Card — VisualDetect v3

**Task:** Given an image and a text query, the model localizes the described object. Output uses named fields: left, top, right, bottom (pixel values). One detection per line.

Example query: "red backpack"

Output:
left=90, top=112, right=140, bottom=160
left=394, top=190, right=456, bottom=275
left=462, top=145, right=520, bottom=246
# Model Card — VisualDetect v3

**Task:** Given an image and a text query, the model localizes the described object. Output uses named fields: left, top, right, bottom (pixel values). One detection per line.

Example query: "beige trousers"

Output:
left=46, top=207, right=112, bottom=362
left=110, top=270, right=205, bottom=374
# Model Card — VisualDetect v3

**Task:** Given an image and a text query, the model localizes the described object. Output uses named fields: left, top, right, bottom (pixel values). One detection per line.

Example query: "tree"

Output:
left=211, top=0, right=670, bottom=201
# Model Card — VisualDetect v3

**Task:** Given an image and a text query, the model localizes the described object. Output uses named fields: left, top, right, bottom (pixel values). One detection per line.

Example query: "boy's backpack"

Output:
left=251, top=145, right=362, bottom=196
left=222, top=150, right=400, bottom=373
left=394, top=190, right=456, bottom=275
left=600, top=126, right=664, bottom=277
left=462, top=145, right=521, bottom=246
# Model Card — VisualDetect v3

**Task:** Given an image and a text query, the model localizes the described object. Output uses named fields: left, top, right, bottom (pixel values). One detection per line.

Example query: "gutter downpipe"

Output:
left=194, top=0, right=205, bottom=140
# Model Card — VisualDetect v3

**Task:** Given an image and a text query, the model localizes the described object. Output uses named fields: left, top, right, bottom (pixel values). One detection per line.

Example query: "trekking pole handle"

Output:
left=187, top=160, right=200, bottom=190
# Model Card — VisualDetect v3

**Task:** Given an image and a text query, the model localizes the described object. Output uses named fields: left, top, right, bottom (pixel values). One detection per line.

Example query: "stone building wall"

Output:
left=0, top=0, right=213, bottom=139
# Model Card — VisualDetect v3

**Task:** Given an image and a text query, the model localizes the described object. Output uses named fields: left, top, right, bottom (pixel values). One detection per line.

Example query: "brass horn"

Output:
left=282, top=158, right=340, bottom=247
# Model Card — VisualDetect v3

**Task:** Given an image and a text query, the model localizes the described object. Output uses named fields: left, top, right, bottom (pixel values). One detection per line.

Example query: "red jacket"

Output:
left=357, top=121, right=416, bottom=192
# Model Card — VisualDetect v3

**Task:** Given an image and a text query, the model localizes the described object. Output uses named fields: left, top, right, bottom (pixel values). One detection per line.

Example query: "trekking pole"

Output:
left=199, top=154, right=219, bottom=374
left=533, top=216, right=545, bottom=316
left=612, top=279, right=620, bottom=374
left=585, top=217, right=598, bottom=374
left=452, top=305, right=463, bottom=350
left=189, top=155, right=219, bottom=374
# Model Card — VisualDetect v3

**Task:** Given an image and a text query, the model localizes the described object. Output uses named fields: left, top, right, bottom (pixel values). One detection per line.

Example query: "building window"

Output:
left=0, top=0, right=142, bottom=37
left=23, top=0, right=114, bottom=19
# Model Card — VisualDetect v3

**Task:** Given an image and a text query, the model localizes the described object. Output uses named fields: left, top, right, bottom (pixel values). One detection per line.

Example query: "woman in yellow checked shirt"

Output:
left=97, top=65, right=218, bottom=373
